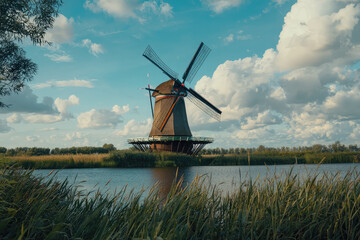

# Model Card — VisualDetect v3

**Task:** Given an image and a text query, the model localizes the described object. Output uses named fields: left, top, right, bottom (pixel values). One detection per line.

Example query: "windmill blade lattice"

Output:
left=143, top=45, right=179, bottom=80
left=182, top=42, right=211, bottom=84
left=187, top=88, right=221, bottom=121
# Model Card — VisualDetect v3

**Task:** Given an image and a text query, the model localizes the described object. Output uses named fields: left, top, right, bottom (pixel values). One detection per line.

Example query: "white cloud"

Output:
left=203, top=0, right=244, bottom=13
left=323, top=84, right=360, bottom=120
left=0, top=119, right=11, bottom=133
left=26, top=135, right=40, bottom=142
left=225, top=34, right=234, bottom=43
left=22, top=95, right=79, bottom=124
left=192, top=48, right=277, bottom=124
left=82, top=39, right=104, bottom=56
left=7, top=113, right=22, bottom=123
left=241, top=110, right=282, bottom=130
left=224, top=31, right=251, bottom=43
left=54, top=95, right=79, bottom=115
left=40, top=128, right=57, bottom=131
left=189, top=0, right=360, bottom=146
left=140, top=1, right=173, bottom=17
left=273, top=0, right=289, bottom=5
left=63, top=132, right=90, bottom=146
left=160, top=2, right=173, bottom=17
left=77, top=105, right=129, bottom=129
left=85, top=0, right=173, bottom=21
left=112, top=104, right=130, bottom=114
left=44, top=54, right=72, bottom=62
left=115, top=118, right=152, bottom=136
left=270, top=87, right=286, bottom=101
left=276, top=1, right=360, bottom=71
left=32, top=79, right=94, bottom=89
left=45, top=14, right=74, bottom=44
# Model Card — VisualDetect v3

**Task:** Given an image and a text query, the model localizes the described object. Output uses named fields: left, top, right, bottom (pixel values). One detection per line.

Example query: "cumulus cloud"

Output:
left=0, top=119, right=11, bottom=133
left=323, top=84, right=360, bottom=120
left=82, top=39, right=104, bottom=56
left=276, top=1, right=360, bottom=71
left=64, top=132, right=90, bottom=146
left=32, top=79, right=95, bottom=89
left=4, top=95, right=80, bottom=124
left=6, top=113, right=22, bottom=123
left=241, top=110, right=282, bottom=130
left=45, top=14, right=74, bottom=44
left=190, top=0, right=360, bottom=146
left=191, top=48, right=277, bottom=123
left=77, top=105, right=129, bottom=129
left=203, top=0, right=244, bottom=13
left=44, top=54, right=72, bottom=62
left=26, top=135, right=40, bottom=142
left=115, top=118, right=152, bottom=136
left=84, top=0, right=173, bottom=21
left=22, top=95, right=79, bottom=124
left=0, top=86, right=55, bottom=114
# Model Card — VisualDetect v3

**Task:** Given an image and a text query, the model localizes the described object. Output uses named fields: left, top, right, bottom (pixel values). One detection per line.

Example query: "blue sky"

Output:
left=1, top=0, right=360, bottom=149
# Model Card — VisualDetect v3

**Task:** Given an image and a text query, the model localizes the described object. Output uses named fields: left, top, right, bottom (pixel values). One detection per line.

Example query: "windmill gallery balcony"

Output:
left=128, top=136, right=214, bottom=155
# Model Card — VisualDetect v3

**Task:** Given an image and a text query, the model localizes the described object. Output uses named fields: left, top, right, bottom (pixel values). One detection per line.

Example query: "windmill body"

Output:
left=128, top=42, right=222, bottom=155
left=149, top=79, right=192, bottom=137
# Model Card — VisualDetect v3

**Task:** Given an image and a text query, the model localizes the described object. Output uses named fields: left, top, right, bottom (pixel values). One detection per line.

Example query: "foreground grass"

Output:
left=1, top=166, right=359, bottom=239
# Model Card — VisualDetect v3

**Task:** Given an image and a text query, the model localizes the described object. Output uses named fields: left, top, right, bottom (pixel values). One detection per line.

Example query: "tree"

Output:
left=0, top=0, right=63, bottom=107
left=103, top=143, right=116, bottom=152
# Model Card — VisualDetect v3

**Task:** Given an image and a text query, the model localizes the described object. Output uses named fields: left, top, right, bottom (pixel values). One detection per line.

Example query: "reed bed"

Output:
left=1, top=165, right=359, bottom=239
left=9, top=153, right=109, bottom=162
left=3, top=154, right=110, bottom=169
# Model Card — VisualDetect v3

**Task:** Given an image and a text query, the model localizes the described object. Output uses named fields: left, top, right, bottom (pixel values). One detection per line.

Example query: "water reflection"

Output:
left=33, top=163, right=360, bottom=197
left=150, top=167, right=178, bottom=199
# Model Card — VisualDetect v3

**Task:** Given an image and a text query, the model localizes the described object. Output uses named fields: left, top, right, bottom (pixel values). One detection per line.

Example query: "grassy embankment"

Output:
left=0, top=151, right=359, bottom=169
left=1, top=165, right=359, bottom=239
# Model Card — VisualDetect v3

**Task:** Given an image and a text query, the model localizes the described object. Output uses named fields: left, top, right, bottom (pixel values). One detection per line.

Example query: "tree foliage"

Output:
left=0, top=0, right=63, bottom=107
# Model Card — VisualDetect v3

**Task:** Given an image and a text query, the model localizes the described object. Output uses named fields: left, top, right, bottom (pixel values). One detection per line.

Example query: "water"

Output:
left=34, top=163, right=360, bottom=197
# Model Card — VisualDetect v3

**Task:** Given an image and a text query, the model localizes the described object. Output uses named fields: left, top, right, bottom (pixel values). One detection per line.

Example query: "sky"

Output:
left=1, top=0, right=360, bottom=149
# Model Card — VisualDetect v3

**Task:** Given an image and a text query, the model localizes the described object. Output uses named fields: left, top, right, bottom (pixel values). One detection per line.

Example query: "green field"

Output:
left=1, top=165, right=359, bottom=239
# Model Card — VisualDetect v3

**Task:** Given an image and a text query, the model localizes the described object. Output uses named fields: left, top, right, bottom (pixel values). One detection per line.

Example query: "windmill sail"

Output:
left=143, top=45, right=179, bottom=80
left=182, top=42, right=211, bottom=84
left=187, top=88, right=221, bottom=121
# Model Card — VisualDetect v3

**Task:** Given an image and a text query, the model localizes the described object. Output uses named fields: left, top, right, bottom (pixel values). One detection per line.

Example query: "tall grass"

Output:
left=1, top=165, right=359, bottom=239
left=2, top=154, right=111, bottom=169
left=1, top=151, right=359, bottom=169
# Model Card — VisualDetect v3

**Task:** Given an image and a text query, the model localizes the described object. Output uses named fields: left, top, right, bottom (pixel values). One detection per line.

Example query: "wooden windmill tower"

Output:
left=128, top=42, right=221, bottom=155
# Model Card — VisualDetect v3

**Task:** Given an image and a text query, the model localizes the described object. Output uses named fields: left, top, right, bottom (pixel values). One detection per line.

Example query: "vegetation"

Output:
left=0, top=142, right=359, bottom=169
left=3, top=144, right=116, bottom=156
left=1, top=165, right=359, bottom=239
left=3, top=154, right=110, bottom=169
left=0, top=0, right=63, bottom=107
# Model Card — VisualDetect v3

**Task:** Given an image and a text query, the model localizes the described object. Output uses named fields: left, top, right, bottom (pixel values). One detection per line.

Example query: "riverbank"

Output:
left=1, top=150, right=359, bottom=169
left=1, top=165, right=359, bottom=239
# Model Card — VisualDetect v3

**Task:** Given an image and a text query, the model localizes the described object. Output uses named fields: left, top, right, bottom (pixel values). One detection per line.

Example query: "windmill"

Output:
left=128, top=42, right=221, bottom=155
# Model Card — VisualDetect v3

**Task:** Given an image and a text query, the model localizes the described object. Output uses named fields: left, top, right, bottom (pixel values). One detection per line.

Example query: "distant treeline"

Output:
left=199, top=141, right=360, bottom=155
left=1, top=141, right=359, bottom=157
left=0, top=144, right=116, bottom=156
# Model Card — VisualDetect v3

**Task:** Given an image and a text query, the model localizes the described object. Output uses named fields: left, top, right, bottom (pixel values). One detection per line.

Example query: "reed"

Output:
left=3, top=154, right=110, bottom=169
left=1, top=151, right=359, bottom=169
left=1, top=165, right=359, bottom=239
